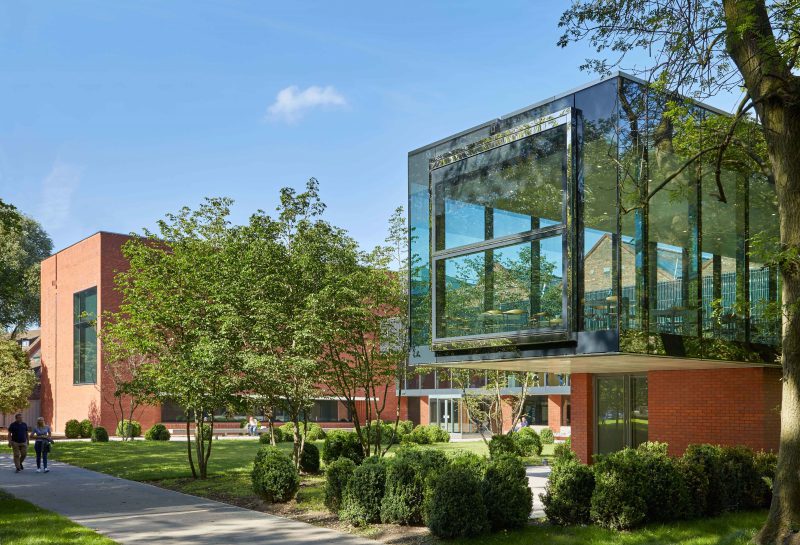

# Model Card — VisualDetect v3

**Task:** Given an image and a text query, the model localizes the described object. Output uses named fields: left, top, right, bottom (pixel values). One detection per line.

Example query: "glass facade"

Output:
left=73, top=287, right=97, bottom=384
left=409, top=74, right=780, bottom=366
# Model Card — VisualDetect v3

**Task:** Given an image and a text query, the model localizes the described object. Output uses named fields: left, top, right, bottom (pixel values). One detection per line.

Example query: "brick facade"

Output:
left=570, top=374, right=594, bottom=463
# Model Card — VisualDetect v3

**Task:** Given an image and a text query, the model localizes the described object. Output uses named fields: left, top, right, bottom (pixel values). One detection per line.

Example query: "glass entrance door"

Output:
left=429, top=398, right=461, bottom=433
left=596, top=375, right=648, bottom=455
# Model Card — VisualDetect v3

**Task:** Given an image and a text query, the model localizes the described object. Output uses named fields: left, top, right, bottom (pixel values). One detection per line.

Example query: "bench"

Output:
left=166, top=427, right=252, bottom=439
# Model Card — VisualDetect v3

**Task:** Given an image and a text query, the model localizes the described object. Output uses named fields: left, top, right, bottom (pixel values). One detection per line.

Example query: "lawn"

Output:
left=0, top=490, right=118, bottom=545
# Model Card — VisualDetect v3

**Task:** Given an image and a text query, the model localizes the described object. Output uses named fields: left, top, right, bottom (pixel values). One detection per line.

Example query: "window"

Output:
left=430, top=110, right=573, bottom=345
left=596, top=375, right=648, bottom=455
left=73, top=287, right=97, bottom=384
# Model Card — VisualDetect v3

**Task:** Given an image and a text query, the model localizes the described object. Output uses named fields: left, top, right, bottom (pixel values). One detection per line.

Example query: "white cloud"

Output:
left=39, top=162, right=81, bottom=230
left=266, top=85, right=347, bottom=123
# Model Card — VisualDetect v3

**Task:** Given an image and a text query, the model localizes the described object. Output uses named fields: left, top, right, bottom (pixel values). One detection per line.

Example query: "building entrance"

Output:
left=595, top=375, right=648, bottom=454
left=429, top=397, right=461, bottom=433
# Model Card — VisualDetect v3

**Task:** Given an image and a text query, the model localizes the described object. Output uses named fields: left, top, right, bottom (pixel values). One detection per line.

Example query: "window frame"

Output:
left=429, top=108, right=577, bottom=350
left=73, top=286, right=98, bottom=385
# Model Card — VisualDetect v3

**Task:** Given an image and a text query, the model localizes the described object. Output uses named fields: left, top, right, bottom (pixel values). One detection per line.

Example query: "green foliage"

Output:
left=542, top=457, right=595, bottom=525
left=278, top=422, right=326, bottom=441
left=514, top=427, right=543, bottom=456
left=145, top=424, right=171, bottom=441
left=380, top=457, right=424, bottom=525
left=403, top=424, right=449, bottom=445
left=251, top=446, right=299, bottom=503
left=488, top=434, right=518, bottom=458
left=449, top=450, right=488, bottom=479
left=718, top=446, right=772, bottom=511
left=299, top=442, right=320, bottom=474
left=340, top=458, right=387, bottom=526
left=482, top=455, right=533, bottom=531
left=115, top=419, right=142, bottom=438
left=197, top=423, right=211, bottom=442
left=681, top=444, right=724, bottom=516
left=259, top=427, right=285, bottom=444
left=539, top=428, right=555, bottom=444
left=324, top=457, right=356, bottom=513
left=91, top=426, right=109, bottom=443
left=64, top=419, right=82, bottom=439
left=0, top=340, right=36, bottom=414
left=553, top=438, right=574, bottom=461
left=79, top=419, right=94, bottom=439
left=322, top=430, right=364, bottom=465
left=423, top=465, right=489, bottom=538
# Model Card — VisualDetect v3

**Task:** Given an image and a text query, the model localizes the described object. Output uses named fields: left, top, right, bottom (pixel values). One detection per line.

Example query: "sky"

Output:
left=0, top=1, right=742, bottom=254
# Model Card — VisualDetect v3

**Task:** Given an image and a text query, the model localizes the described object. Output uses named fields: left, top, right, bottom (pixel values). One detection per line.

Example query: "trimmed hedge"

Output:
left=482, top=455, right=532, bottom=531
left=424, top=465, right=489, bottom=538
left=541, top=456, right=595, bottom=525
left=514, top=427, right=543, bottom=456
left=79, top=419, right=94, bottom=439
left=115, top=420, right=142, bottom=438
left=381, top=457, right=423, bottom=525
left=91, top=426, right=109, bottom=443
left=145, top=424, right=171, bottom=441
left=340, top=457, right=387, bottom=526
left=251, top=446, right=299, bottom=503
left=323, top=430, right=364, bottom=465
left=279, top=422, right=326, bottom=441
left=488, top=434, right=518, bottom=458
left=300, top=442, right=321, bottom=474
left=325, top=457, right=357, bottom=512
left=539, top=428, right=555, bottom=444
left=259, top=427, right=286, bottom=444
left=64, top=419, right=81, bottom=439
left=403, top=424, right=449, bottom=445
left=449, top=450, right=487, bottom=479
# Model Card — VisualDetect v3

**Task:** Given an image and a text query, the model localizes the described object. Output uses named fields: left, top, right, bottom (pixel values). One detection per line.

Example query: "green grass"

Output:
left=0, top=490, right=118, bottom=545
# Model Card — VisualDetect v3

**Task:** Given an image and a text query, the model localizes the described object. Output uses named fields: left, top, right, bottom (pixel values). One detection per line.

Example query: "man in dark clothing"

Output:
left=7, top=413, right=29, bottom=472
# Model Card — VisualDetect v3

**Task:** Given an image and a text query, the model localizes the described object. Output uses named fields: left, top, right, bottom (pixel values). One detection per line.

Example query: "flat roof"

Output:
left=47, top=230, right=133, bottom=258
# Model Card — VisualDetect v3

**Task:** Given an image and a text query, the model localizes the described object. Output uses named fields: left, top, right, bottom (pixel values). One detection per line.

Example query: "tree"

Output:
left=108, top=198, right=246, bottom=478
left=558, top=2, right=800, bottom=541
left=0, top=339, right=36, bottom=414
left=0, top=212, right=52, bottom=337
left=315, top=207, right=410, bottom=458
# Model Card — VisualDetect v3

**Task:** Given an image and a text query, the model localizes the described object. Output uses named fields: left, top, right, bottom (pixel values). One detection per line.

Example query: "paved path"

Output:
left=527, top=465, right=550, bottom=518
left=0, top=455, right=371, bottom=545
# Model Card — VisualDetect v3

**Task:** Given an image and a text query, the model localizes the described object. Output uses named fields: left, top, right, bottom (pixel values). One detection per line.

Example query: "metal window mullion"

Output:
left=432, top=225, right=565, bottom=262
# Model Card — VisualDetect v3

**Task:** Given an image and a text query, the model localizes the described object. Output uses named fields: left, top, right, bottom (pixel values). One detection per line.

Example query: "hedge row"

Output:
left=541, top=442, right=777, bottom=530
left=325, top=446, right=531, bottom=538
left=65, top=419, right=94, bottom=439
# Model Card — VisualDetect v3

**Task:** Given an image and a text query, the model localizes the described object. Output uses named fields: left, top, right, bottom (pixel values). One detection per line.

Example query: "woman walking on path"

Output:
left=30, top=417, right=52, bottom=473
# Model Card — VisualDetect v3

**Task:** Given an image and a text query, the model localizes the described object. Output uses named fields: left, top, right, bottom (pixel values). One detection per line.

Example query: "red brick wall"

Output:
left=548, top=394, right=563, bottom=432
left=648, top=367, right=782, bottom=456
left=570, top=373, right=594, bottom=463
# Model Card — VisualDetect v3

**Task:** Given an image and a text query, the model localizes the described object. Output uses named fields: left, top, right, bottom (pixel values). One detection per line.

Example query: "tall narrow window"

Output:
left=73, top=287, right=97, bottom=384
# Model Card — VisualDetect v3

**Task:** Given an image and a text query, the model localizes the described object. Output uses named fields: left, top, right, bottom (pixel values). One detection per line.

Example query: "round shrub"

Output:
left=79, top=419, right=94, bottom=439
left=482, top=454, right=533, bottom=530
left=115, top=419, right=142, bottom=438
left=91, top=426, right=109, bottom=443
left=590, top=462, right=647, bottom=530
left=251, top=446, right=299, bottom=503
left=340, top=458, right=387, bottom=526
left=719, top=445, right=768, bottom=511
left=753, top=450, right=777, bottom=508
left=403, top=425, right=432, bottom=445
left=514, top=427, right=543, bottom=456
left=323, top=430, right=364, bottom=465
left=145, top=424, right=171, bottom=441
left=553, top=438, right=574, bottom=461
left=394, top=445, right=449, bottom=477
left=449, top=450, right=487, bottom=479
left=539, top=428, right=555, bottom=444
left=300, top=442, right=321, bottom=473
left=381, top=457, right=423, bottom=525
left=397, top=420, right=414, bottom=437
left=426, top=424, right=450, bottom=443
left=259, top=427, right=285, bottom=444
left=325, top=457, right=357, bottom=512
left=488, top=434, right=518, bottom=459
left=64, top=419, right=81, bottom=439
left=541, top=457, right=595, bottom=525
left=367, top=420, right=398, bottom=445
left=424, top=465, right=489, bottom=538
left=279, top=422, right=326, bottom=441
left=681, top=444, right=722, bottom=516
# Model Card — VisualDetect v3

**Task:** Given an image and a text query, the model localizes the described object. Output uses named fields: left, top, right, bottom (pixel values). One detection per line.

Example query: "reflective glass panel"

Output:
left=631, top=376, right=648, bottom=447
left=596, top=377, right=626, bottom=455
left=435, top=236, right=564, bottom=339
left=433, top=126, right=566, bottom=251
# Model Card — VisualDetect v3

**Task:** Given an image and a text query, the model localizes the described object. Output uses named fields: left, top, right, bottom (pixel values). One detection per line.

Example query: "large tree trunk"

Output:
left=723, top=2, right=800, bottom=542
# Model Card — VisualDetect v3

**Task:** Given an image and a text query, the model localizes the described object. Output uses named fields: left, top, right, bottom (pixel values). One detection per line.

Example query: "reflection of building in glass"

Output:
left=409, top=73, right=781, bottom=462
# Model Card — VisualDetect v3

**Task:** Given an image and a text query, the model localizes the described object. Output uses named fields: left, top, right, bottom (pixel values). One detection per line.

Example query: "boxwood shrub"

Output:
left=380, top=457, right=424, bottom=525
left=115, top=419, right=142, bottom=438
left=251, top=446, right=299, bottom=503
left=482, top=454, right=532, bottom=531
left=145, top=423, right=171, bottom=441
left=488, top=434, right=518, bottom=459
left=541, top=456, right=595, bottom=525
left=449, top=450, right=487, bottom=479
left=403, top=424, right=449, bottom=445
left=91, top=426, right=109, bottom=443
left=340, top=457, right=387, bottom=526
left=64, top=419, right=81, bottom=439
left=514, top=427, right=543, bottom=456
left=325, top=457, right=357, bottom=513
left=323, top=430, right=364, bottom=465
left=79, top=419, right=94, bottom=439
left=300, top=442, right=321, bottom=473
left=539, top=428, right=555, bottom=444
left=279, top=422, right=326, bottom=441
left=424, top=465, right=489, bottom=538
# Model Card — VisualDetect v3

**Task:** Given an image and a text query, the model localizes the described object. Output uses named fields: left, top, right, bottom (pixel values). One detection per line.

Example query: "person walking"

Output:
left=30, top=417, right=52, bottom=473
left=7, top=413, right=29, bottom=473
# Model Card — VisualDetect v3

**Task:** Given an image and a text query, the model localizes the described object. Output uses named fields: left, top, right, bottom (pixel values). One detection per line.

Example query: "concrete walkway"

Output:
left=526, top=465, right=550, bottom=518
left=0, top=455, right=371, bottom=545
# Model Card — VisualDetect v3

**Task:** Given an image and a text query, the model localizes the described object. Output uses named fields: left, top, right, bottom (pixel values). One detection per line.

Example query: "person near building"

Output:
left=248, top=416, right=259, bottom=436
left=7, top=413, right=29, bottom=473
left=30, top=417, right=52, bottom=473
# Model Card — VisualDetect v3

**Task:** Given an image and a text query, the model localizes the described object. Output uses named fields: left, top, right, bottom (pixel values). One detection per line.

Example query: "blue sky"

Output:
left=0, top=2, right=741, bottom=253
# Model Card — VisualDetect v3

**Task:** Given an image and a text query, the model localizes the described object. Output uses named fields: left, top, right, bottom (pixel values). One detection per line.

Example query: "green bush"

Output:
left=323, top=430, right=364, bottom=465
left=449, top=450, right=487, bottom=479
left=195, top=423, right=212, bottom=441
left=753, top=450, right=777, bottom=508
left=279, top=422, right=326, bottom=441
left=259, top=426, right=286, bottom=444
left=424, top=465, right=489, bottom=538
left=145, top=424, right=171, bottom=441
left=719, top=445, right=770, bottom=511
left=251, top=446, right=299, bottom=503
left=397, top=420, right=414, bottom=437
left=539, top=428, right=555, bottom=444
left=115, top=419, right=142, bottom=438
left=681, top=444, right=723, bottom=516
left=325, top=457, right=357, bottom=512
left=514, top=427, right=543, bottom=456
left=488, top=434, right=518, bottom=459
left=541, top=457, right=595, bottom=525
left=381, top=457, right=424, bottom=525
left=426, top=424, right=450, bottom=443
left=403, top=425, right=431, bottom=445
left=367, top=420, right=399, bottom=445
left=553, top=438, right=574, bottom=461
left=300, top=442, right=321, bottom=473
left=79, top=419, right=94, bottom=439
left=482, top=454, right=533, bottom=531
left=340, top=458, right=387, bottom=526
left=91, top=426, right=109, bottom=443
left=394, top=445, right=449, bottom=477
left=64, top=419, right=81, bottom=439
